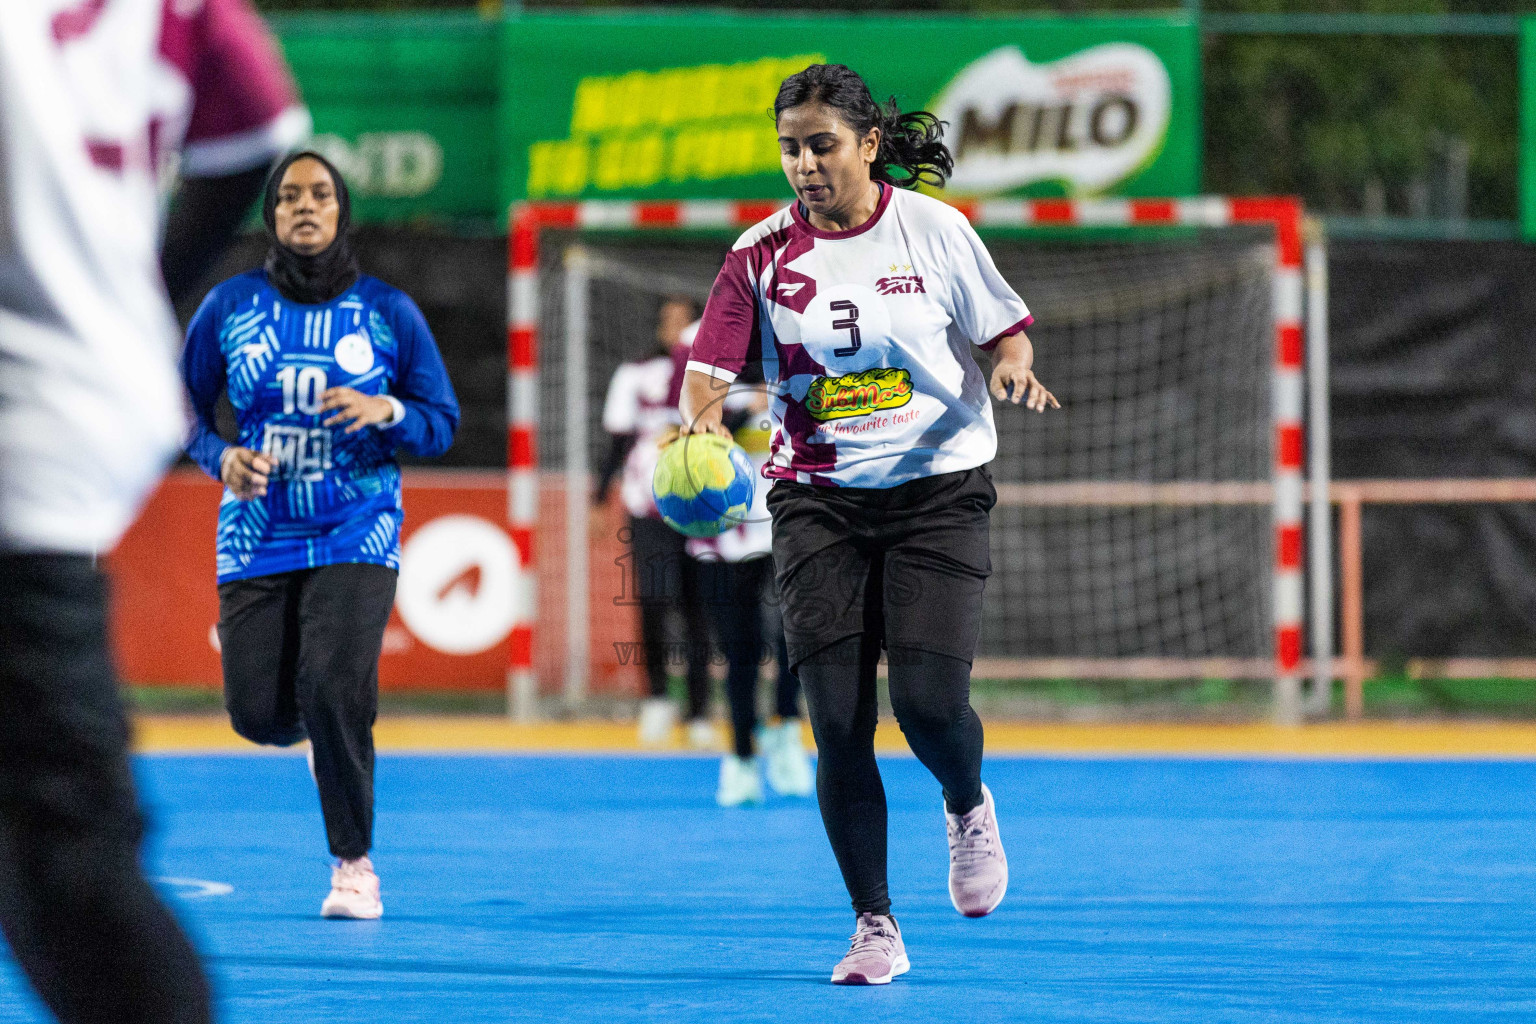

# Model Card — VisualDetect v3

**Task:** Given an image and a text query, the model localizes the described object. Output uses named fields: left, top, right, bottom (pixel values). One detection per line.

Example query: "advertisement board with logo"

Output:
left=1522, top=17, right=1536, bottom=240
left=108, top=471, right=644, bottom=695
left=275, top=14, right=501, bottom=222
left=502, top=13, right=1200, bottom=204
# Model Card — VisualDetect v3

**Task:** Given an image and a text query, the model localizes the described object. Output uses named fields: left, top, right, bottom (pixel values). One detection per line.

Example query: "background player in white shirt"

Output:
left=678, top=63, right=1057, bottom=985
left=0, top=2, right=306, bottom=1020
left=684, top=382, right=814, bottom=807
left=597, top=299, right=714, bottom=747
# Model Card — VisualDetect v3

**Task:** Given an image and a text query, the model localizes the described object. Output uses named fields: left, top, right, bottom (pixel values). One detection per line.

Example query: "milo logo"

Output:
left=805, top=368, right=914, bottom=422
left=929, top=43, right=1172, bottom=196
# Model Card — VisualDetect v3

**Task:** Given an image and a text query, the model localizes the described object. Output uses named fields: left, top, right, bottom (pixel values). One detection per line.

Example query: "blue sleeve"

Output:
left=384, top=292, right=459, bottom=458
left=180, top=292, right=231, bottom=480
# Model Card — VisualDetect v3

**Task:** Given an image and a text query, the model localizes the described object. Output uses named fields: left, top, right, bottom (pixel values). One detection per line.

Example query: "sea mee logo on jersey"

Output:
left=526, top=54, right=822, bottom=197
left=806, top=368, right=914, bottom=422
left=930, top=44, right=1172, bottom=195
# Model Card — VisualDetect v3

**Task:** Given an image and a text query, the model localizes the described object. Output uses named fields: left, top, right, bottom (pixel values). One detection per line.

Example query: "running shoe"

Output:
left=320, top=856, right=382, bottom=919
left=946, top=783, right=1007, bottom=918
left=686, top=717, right=719, bottom=750
left=636, top=697, right=678, bottom=747
left=716, top=754, right=764, bottom=807
left=831, top=913, right=909, bottom=985
left=761, top=719, right=814, bottom=797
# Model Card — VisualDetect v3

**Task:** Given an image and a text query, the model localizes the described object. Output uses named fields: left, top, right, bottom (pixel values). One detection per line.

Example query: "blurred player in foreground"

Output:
left=685, top=381, right=814, bottom=806
left=0, top=1, right=307, bottom=1019
left=181, top=151, right=459, bottom=919
left=598, top=298, right=716, bottom=748
left=678, top=64, right=1057, bottom=984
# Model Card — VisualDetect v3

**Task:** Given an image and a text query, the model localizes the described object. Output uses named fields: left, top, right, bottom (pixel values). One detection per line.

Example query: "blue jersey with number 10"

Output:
left=182, top=270, right=459, bottom=582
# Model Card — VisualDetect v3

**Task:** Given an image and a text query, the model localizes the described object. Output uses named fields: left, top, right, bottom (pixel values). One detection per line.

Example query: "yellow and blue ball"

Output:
left=652, top=433, right=755, bottom=538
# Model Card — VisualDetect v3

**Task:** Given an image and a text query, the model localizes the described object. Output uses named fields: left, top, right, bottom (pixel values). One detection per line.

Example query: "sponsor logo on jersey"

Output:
left=805, top=368, right=914, bottom=421
left=876, top=274, right=925, bottom=295
left=334, top=331, right=375, bottom=375
left=770, top=260, right=817, bottom=312
left=262, top=424, right=332, bottom=481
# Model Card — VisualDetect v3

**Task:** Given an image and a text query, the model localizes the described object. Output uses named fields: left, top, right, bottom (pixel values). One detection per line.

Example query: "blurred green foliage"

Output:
left=255, top=0, right=1527, bottom=219
left=1206, top=33, right=1516, bottom=218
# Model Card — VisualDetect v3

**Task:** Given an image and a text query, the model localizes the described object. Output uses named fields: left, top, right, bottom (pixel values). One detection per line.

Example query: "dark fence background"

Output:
left=181, top=232, right=1536, bottom=659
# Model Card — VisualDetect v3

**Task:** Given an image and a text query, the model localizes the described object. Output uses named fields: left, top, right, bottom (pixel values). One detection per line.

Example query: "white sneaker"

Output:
left=637, top=698, right=678, bottom=747
left=831, top=914, right=909, bottom=985
left=321, top=856, right=382, bottom=919
left=716, top=755, right=765, bottom=807
left=946, top=784, right=1007, bottom=918
left=761, top=720, right=814, bottom=797
left=686, top=717, right=720, bottom=750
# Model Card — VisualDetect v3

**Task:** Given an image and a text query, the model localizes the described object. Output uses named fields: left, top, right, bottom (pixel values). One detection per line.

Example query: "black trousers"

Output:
left=217, top=562, right=396, bottom=860
left=768, top=470, right=993, bottom=918
left=0, top=554, right=211, bottom=1024
left=628, top=515, right=710, bottom=719
left=696, top=557, right=801, bottom=758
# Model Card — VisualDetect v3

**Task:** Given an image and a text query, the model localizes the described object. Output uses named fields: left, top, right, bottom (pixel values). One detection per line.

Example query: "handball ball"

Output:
left=652, top=433, right=755, bottom=538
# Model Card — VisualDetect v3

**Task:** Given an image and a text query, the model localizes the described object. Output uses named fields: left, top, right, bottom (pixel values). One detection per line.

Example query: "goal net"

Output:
left=508, top=198, right=1326, bottom=721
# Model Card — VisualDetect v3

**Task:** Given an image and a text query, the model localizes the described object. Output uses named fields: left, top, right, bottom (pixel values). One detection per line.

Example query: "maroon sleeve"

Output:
left=665, top=345, right=693, bottom=407
left=689, top=249, right=760, bottom=380
left=162, top=0, right=304, bottom=174
left=977, top=315, right=1036, bottom=353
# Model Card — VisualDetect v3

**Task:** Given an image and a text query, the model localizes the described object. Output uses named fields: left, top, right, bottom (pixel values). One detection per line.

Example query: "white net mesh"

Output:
left=538, top=230, right=1277, bottom=678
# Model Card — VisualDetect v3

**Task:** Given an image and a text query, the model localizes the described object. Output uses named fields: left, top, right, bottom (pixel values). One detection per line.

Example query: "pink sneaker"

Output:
left=946, top=783, right=1007, bottom=918
left=320, top=856, right=382, bottom=919
left=831, top=913, right=910, bottom=985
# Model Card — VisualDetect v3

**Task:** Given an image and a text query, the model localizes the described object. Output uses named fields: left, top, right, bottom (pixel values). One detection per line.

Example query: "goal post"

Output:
left=506, top=196, right=1330, bottom=724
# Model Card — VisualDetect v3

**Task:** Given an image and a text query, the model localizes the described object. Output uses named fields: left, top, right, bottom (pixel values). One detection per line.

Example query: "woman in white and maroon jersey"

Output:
left=678, top=63, right=1057, bottom=986
left=0, top=1, right=307, bottom=1020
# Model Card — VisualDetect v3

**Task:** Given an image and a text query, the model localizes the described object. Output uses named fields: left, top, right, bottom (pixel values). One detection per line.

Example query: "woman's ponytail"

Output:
left=774, top=64, right=953, bottom=190
left=872, top=100, right=953, bottom=189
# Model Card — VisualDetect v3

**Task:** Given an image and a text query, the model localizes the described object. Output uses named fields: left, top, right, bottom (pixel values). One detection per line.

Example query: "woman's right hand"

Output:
left=677, top=419, right=733, bottom=440
left=221, top=447, right=272, bottom=500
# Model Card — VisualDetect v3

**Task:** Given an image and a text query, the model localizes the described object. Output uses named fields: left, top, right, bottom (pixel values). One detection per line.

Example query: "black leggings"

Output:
left=218, top=562, right=396, bottom=860
left=697, top=558, right=800, bottom=758
left=797, top=636, right=984, bottom=918
left=0, top=554, right=211, bottom=1024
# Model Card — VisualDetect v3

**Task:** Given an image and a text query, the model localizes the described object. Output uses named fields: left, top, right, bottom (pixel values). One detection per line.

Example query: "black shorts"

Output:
left=766, top=466, right=995, bottom=669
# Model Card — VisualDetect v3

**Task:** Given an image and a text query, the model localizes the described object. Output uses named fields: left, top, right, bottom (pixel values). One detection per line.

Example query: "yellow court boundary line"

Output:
left=132, top=716, right=1536, bottom=759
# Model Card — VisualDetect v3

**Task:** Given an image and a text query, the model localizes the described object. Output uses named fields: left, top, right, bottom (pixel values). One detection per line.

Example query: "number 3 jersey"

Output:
left=182, top=271, right=460, bottom=582
left=688, top=183, right=1032, bottom=489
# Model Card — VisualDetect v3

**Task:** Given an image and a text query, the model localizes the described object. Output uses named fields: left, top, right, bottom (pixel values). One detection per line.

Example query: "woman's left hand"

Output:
left=320, top=387, right=395, bottom=433
left=988, top=332, right=1059, bottom=413
left=990, top=364, right=1058, bottom=412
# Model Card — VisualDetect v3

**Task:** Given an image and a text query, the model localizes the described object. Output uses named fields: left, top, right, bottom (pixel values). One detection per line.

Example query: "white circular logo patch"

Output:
left=334, top=332, right=375, bottom=376
left=396, top=515, right=521, bottom=655
left=798, top=284, right=892, bottom=373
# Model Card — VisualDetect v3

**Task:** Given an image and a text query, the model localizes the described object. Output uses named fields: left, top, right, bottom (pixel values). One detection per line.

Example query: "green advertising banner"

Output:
left=502, top=13, right=1201, bottom=205
left=1522, top=18, right=1536, bottom=240
left=275, top=14, right=501, bottom=222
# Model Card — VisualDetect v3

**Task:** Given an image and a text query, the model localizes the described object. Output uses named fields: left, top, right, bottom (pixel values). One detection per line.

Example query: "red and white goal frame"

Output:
left=505, top=196, right=1331, bottom=723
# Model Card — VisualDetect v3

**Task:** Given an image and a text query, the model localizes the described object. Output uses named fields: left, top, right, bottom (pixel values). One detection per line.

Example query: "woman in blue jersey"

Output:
left=180, top=151, right=459, bottom=919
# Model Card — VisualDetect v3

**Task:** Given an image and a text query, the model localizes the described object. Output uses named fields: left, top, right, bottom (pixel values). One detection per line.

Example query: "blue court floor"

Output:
left=4, top=754, right=1536, bottom=1022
